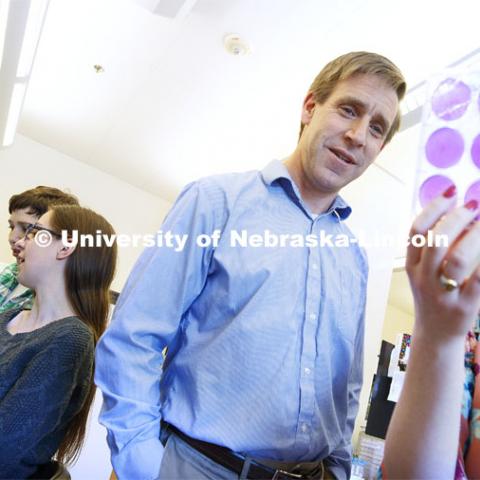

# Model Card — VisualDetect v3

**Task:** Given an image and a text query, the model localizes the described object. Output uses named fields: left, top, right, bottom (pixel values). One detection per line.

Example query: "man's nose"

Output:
left=345, top=119, right=367, bottom=147
left=13, top=235, right=26, bottom=248
left=9, top=229, right=22, bottom=245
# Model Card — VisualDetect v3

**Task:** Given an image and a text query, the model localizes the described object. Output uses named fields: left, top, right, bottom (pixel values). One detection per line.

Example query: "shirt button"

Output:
left=309, top=313, right=316, bottom=320
left=312, top=263, right=318, bottom=270
left=304, top=367, right=311, bottom=375
left=301, top=423, right=308, bottom=433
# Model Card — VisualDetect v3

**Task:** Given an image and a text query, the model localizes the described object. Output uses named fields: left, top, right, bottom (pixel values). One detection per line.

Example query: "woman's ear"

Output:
left=56, top=244, right=76, bottom=260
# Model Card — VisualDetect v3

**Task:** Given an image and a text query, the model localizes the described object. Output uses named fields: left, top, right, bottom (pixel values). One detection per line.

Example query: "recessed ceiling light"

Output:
left=223, top=34, right=250, bottom=56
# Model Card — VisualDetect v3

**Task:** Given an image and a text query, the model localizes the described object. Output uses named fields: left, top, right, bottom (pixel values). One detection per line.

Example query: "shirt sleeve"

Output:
left=95, top=181, right=223, bottom=480
left=323, top=259, right=367, bottom=480
left=0, top=263, right=17, bottom=305
left=0, top=332, right=92, bottom=478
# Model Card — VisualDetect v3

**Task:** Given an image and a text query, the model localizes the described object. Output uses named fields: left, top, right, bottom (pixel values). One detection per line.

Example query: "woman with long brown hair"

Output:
left=0, top=205, right=117, bottom=479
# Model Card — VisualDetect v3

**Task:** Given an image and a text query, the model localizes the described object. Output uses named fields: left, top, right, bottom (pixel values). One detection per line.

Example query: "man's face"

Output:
left=8, top=208, right=39, bottom=260
left=298, top=73, right=399, bottom=196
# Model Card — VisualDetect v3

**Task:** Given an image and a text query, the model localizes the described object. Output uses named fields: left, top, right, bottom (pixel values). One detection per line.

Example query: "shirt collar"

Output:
left=260, top=159, right=352, bottom=220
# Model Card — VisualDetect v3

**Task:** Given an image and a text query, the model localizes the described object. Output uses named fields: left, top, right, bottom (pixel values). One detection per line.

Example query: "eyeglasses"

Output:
left=23, top=223, right=62, bottom=241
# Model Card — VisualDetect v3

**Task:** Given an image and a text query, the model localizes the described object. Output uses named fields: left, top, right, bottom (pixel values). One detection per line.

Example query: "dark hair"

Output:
left=8, top=186, right=79, bottom=216
left=50, top=205, right=117, bottom=464
left=299, top=51, right=407, bottom=145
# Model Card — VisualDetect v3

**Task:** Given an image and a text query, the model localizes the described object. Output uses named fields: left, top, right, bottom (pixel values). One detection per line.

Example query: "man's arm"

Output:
left=95, top=181, right=222, bottom=480
left=323, top=276, right=366, bottom=480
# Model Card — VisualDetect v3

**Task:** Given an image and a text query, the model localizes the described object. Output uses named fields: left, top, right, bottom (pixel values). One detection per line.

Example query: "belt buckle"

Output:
left=272, top=469, right=304, bottom=480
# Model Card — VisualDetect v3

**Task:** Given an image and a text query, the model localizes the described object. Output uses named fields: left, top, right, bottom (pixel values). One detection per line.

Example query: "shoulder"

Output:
left=191, top=169, right=263, bottom=202
left=52, top=316, right=94, bottom=345
left=0, top=308, right=30, bottom=336
left=46, top=317, right=94, bottom=363
left=0, top=307, right=22, bottom=327
left=173, top=170, right=263, bottom=225
left=0, top=262, right=16, bottom=273
left=0, top=262, right=18, bottom=282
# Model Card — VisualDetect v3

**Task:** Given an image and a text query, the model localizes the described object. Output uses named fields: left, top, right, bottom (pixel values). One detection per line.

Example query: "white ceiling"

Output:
left=17, top=0, right=480, bottom=202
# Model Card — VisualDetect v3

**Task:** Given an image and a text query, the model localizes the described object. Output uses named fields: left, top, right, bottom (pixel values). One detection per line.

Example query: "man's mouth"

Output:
left=329, top=147, right=356, bottom=165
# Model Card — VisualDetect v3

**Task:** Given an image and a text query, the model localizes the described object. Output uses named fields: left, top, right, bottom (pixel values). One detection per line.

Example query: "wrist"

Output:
left=411, top=325, right=465, bottom=357
left=412, top=312, right=469, bottom=344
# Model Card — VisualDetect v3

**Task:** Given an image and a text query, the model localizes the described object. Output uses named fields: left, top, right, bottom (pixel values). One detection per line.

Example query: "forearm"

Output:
left=96, top=335, right=165, bottom=480
left=383, top=328, right=465, bottom=479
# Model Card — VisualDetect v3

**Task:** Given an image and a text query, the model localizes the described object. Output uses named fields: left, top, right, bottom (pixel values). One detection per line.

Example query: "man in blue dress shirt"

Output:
left=95, top=51, right=406, bottom=480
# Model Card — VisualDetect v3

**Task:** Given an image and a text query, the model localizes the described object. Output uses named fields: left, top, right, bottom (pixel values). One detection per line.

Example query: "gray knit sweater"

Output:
left=0, top=309, right=94, bottom=479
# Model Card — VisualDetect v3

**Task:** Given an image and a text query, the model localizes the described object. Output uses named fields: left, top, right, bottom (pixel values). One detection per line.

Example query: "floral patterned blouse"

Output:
left=456, top=315, right=480, bottom=479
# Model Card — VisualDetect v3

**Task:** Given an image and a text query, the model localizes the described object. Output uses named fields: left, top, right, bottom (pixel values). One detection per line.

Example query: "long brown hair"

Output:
left=50, top=205, right=117, bottom=464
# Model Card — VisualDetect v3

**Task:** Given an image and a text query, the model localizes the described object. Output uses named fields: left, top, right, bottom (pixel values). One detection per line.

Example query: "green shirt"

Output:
left=0, top=262, right=34, bottom=313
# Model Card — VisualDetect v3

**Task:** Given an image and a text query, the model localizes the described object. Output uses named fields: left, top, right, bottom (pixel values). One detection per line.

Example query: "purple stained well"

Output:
left=431, top=78, right=471, bottom=121
left=419, top=175, right=455, bottom=207
left=465, top=180, right=480, bottom=213
left=471, top=134, right=480, bottom=170
left=425, top=128, right=464, bottom=168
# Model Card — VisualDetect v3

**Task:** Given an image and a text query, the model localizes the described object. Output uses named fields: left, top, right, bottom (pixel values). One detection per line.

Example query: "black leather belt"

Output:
left=163, top=422, right=323, bottom=480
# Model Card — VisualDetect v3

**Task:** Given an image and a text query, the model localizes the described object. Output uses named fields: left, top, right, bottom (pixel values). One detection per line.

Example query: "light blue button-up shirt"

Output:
left=95, top=160, right=368, bottom=480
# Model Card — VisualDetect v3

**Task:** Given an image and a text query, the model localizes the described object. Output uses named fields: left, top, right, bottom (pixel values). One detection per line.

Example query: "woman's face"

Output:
left=15, top=211, right=63, bottom=288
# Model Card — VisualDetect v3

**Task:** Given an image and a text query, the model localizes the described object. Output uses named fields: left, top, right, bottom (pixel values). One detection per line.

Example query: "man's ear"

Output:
left=56, top=244, right=76, bottom=260
left=301, top=92, right=316, bottom=126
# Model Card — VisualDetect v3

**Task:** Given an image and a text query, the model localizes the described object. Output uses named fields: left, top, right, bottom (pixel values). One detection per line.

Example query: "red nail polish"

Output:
left=442, top=185, right=457, bottom=198
left=465, top=199, right=479, bottom=211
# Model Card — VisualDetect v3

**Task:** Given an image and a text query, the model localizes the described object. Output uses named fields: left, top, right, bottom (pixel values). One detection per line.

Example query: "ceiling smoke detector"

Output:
left=223, top=34, right=249, bottom=56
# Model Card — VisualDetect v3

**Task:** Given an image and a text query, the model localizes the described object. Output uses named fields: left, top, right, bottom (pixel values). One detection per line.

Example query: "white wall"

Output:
left=0, top=134, right=172, bottom=479
left=382, top=304, right=414, bottom=345
left=0, top=134, right=172, bottom=289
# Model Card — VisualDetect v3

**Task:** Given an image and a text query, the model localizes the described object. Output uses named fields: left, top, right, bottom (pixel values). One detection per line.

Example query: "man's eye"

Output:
left=340, top=106, right=355, bottom=117
left=370, top=124, right=384, bottom=137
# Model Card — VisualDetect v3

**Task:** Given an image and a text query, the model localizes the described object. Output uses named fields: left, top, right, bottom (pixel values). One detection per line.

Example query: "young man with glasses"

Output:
left=0, top=186, right=79, bottom=313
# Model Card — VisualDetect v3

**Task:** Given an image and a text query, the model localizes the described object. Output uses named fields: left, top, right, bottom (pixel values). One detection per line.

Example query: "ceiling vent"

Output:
left=131, top=0, right=198, bottom=20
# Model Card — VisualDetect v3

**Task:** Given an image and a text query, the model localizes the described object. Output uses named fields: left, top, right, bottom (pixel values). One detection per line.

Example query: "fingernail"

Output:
left=442, top=185, right=457, bottom=198
left=465, top=199, right=479, bottom=211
